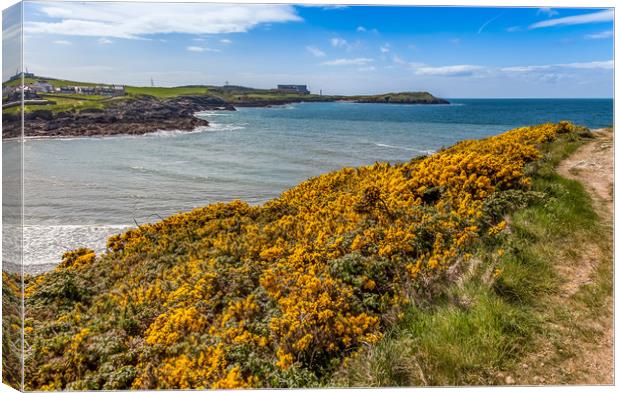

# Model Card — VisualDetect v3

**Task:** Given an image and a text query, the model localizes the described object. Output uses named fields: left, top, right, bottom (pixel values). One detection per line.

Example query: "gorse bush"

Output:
left=24, top=122, right=575, bottom=390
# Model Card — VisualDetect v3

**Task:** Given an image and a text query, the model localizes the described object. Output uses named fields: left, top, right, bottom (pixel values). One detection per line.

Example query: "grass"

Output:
left=334, top=133, right=611, bottom=386
left=3, top=96, right=108, bottom=115
left=348, top=92, right=442, bottom=103
left=3, top=76, right=106, bottom=88
left=125, top=86, right=210, bottom=98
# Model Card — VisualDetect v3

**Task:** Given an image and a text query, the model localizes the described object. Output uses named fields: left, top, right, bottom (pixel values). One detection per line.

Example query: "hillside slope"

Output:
left=23, top=122, right=584, bottom=389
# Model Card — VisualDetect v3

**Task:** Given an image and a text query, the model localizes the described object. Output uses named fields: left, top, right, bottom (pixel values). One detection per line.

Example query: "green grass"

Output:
left=3, top=77, right=106, bottom=88
left=334, top=134, right=610, bottom=386
left=125, top=86, right=210, bottom=98
left=348, top=92, right=443, bottom=103
left=39, top=93, right=110, bottom=101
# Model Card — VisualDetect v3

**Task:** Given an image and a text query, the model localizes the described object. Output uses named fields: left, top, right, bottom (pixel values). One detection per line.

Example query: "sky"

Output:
left=4, top=2, right=615, bottom=97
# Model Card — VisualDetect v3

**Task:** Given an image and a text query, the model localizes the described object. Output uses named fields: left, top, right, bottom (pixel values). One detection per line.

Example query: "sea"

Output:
left=2, top=99, right=613, bottom=272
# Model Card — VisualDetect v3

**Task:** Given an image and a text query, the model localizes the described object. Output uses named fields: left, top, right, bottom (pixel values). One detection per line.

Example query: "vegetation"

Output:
left=20, top=121, right=593, bottom=390
left=2, top=271, right=22, bottom=390
left=334, top=129, right=608, bottom=385
left=3, top=76, right=107, bottom=88
left=124, top=86, right=210, bottom=98
left=348, top=92, right=447, bottom=104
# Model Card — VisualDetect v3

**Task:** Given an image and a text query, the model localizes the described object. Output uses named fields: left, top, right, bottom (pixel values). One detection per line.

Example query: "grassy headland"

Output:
left=2, top=75, right=448, bottom=138
left=3, top=75, right=448, bottom=116
left=15, top=121, right=612, bottom=389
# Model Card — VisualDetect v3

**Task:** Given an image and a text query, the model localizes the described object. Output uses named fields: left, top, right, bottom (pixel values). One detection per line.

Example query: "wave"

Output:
left=374, top=143, right=435, bottom=155
left=207, top=122, right=246, bottom=132
left=21, top=224, right=133, bottom=270
left=147, top=127, right=209, bottom=137
left=197, top=111, right=232, bottom=117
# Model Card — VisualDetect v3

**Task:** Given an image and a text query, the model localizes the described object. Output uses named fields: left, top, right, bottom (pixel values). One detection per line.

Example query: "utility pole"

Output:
left=150, top=77, right=154, bottom=87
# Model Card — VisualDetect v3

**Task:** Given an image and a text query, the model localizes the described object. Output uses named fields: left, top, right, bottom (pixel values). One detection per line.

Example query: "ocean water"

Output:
left=5, top=99, right=613, bottom=271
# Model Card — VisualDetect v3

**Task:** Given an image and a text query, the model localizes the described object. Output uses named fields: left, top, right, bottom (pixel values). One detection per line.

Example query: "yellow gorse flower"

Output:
left=24, top=122, right=573, bottom=390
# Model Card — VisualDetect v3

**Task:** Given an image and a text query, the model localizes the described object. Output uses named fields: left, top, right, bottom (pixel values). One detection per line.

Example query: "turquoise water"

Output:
left=13, top=99, right=613, bottom=269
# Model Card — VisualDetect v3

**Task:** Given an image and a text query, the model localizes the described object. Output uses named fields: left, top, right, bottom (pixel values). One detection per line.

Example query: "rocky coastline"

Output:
left=3, top=95, right=235, bottom=138
left=2, top=92, right=449, bottom=138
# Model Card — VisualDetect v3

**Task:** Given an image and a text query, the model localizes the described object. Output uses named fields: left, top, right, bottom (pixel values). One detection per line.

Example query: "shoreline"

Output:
left=2, top=93, right=451, bottom=139
left=2, top=94, right=234, bottom=139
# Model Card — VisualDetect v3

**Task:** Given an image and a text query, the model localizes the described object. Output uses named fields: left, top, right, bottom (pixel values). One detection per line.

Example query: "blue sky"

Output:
left=9, top=2, right=615, bottom=97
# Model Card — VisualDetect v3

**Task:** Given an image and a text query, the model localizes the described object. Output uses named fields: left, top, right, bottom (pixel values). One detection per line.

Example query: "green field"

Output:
left=3, top=76, right=106, bottom=88
left=125, top=86, right=210, bottom=98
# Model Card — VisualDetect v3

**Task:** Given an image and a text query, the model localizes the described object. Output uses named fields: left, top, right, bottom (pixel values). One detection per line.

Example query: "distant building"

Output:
left=56, top=85, right=125, bottom=96
left=31, top=81, right=53, bottom=93
left=98, top=85, right=125, bottom=96
left=277, top=84, right=310, bottom=94
left=60, top=86, right=79, bottom=94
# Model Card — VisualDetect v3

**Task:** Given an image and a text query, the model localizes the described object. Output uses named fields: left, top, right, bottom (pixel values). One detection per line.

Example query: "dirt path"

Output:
left=530, top=129, right=614, bottom=385
left=558, top=129, right=614, bottom=220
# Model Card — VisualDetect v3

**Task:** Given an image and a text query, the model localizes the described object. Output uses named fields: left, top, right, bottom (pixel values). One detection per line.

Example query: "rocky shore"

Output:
left=3, top=95, right=235, bottom=138
left=2, top=91, right=449, bottom=138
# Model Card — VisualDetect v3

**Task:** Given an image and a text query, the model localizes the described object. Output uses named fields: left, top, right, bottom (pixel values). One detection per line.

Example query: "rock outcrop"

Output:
left=3, top=95, right=235, bottom=138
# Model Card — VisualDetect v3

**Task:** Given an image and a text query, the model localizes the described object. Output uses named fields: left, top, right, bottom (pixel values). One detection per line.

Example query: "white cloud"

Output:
left=585, top=30, right=613, bottom=39
left=529, top=9, right=613, bottom=29
left=219, top=38, right=233, bottom=44
left=392, top=55, right=406, bottom=65
left=25, top=3, right=301, bottom=39
left=506, top=26, right=521, bottom=32
left=321, top=58, right=374, bottom=66
left=478, top=12, right=504, bottom=34
left=306, top=46, right=326, bottom=57
left=97, top=37, right=113, bottom=45
left=330, top=37, right=348, bottom=48
left=537, top=8, right=559, bottom=17
left=329, top=37, right=360, bottom=51
left=559, top=60, right=613, bottom=70
left=450, top=38, right=461, bottom=44
left=52, top=39, right=71, bottom=45
left=356, top=25, right=378, bottom=34
left=412, top=60, right=612, bottom=80
left=408, top=62, right=427, bottom=69
left=380, top=43, right=390, bottom=53
left=186, top=46, right=220, bottom=53
left=501, top=65, right=551, bottom=73
left=502, top=60, right=613, bottom=73
left=358, top=66, right=376, bottom=72
left=415, top=64, right=486, bottom=77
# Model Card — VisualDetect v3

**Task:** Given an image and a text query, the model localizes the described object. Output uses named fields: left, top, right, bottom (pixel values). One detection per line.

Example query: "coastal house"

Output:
left=96, top=85, right=125, bottom=96
left=60, top=86, right=79, bottom=94
left=277, top=84, right=310, bottom=95
left=31, top=81, right=53, bottom=93
left=55, top=84, right=126, bottom=96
